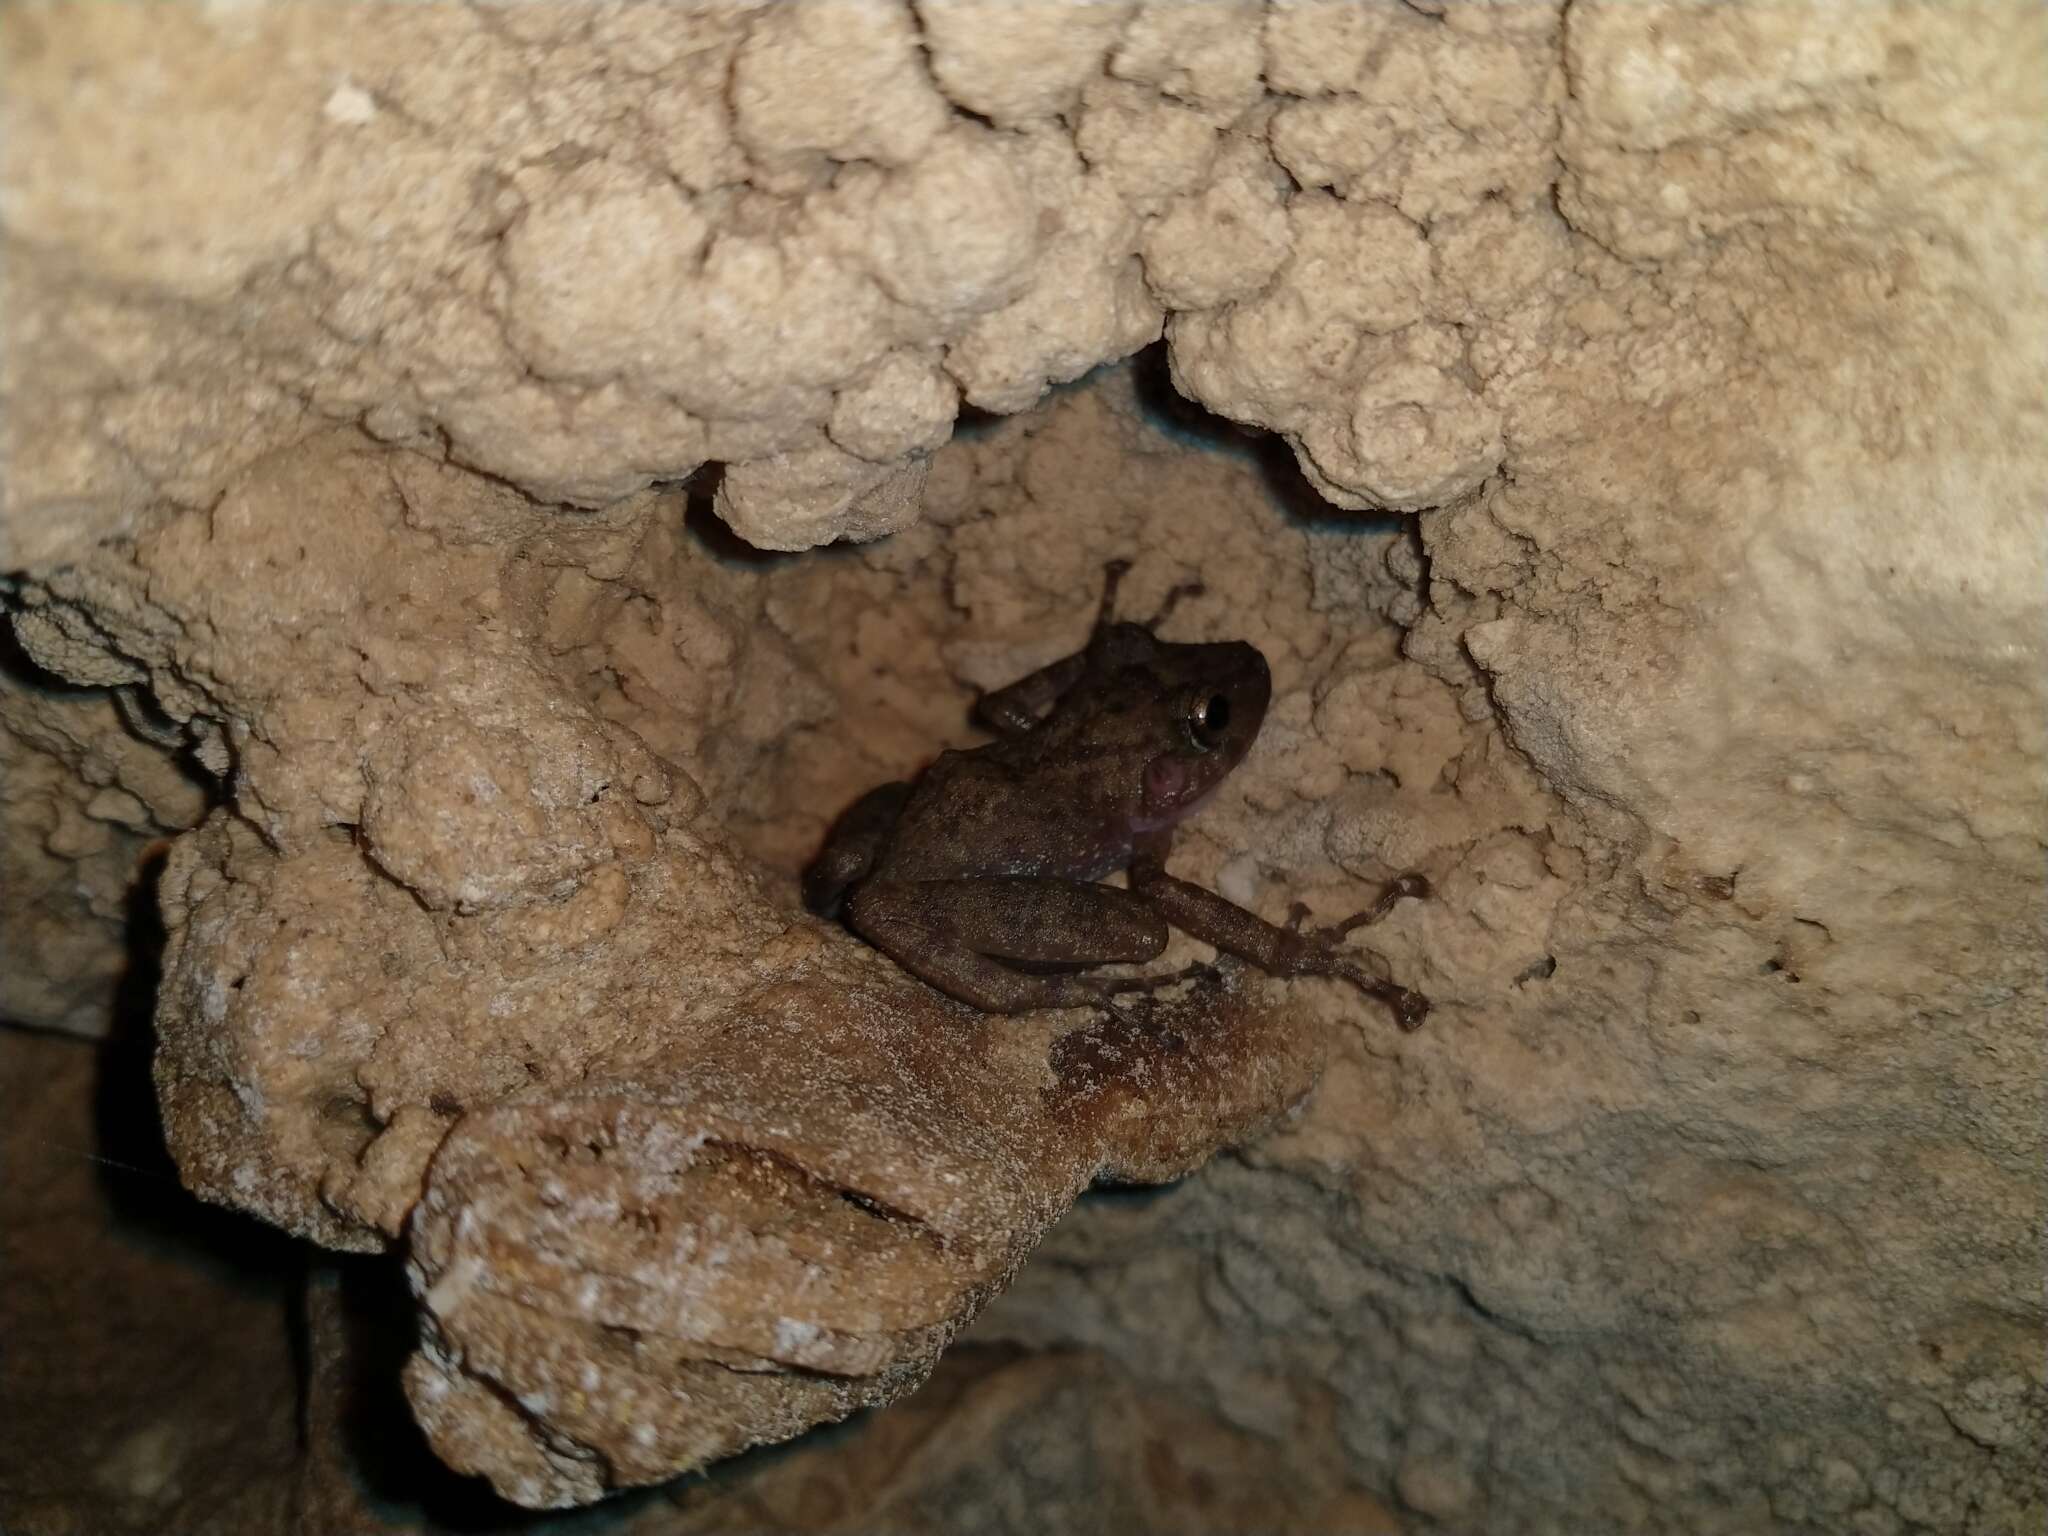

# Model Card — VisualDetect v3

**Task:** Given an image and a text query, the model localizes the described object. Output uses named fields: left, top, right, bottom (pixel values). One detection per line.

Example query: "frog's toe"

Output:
left=1329, top=956, right=1430, bottom=1031
left=1392, top=987, right=1431, bottom=1031
left=1328, top=873, right=1432, bottom=937
left=1098, top=961, right=1215, bottom=997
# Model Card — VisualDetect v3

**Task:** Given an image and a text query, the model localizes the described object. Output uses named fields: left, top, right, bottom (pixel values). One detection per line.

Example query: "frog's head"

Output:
left=1084, top=623, right=1271, bottom=833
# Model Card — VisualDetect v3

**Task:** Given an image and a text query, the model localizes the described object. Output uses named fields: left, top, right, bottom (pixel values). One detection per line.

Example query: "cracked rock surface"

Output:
left=3, top=1, right=2044, bottom=1531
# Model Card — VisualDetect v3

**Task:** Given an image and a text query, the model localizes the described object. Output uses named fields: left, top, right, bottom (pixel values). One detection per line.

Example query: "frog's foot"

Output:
left=1283, top=877, right=1432, bottom=1031
left=1328, top=873, right=1432, bottom=935
left=1279, top=945, right=1425, bottom=1031
left=1097, top=961, right=1217, bottom=998
left=1095, top=962, right=1220, bottom=1028
left=1285, top=875, right=1429, bottom=937
left=1095, top=560, right=1205, bottom=633
left=1341, top=964, right=1431, bottom=1032
left=1142, top=579, right=1206, bottom=631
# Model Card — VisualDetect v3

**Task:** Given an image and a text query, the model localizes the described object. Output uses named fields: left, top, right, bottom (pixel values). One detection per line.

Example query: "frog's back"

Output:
left=875, top=745, right=1131, bottom=884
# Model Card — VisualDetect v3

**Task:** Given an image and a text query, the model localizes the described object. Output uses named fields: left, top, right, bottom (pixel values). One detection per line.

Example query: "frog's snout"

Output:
left=1220, top=641, right=1273, bottom=743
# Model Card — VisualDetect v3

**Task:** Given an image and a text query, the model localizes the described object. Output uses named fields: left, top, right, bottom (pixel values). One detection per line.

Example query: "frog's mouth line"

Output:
left=1129, top=782, right=1218, bottom=835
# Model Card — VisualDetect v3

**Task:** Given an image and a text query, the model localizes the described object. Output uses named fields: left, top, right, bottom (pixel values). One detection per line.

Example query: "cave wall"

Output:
left=2, top=2, right=2042, bottom=1532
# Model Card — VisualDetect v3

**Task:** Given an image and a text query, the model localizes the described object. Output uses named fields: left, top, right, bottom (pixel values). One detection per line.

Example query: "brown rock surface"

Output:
left=402, top=960, right=1321, bottom=1506
left=660, top=1343, right=1407, bottom=1535
left=3, top=1, right=2043, bottom=1532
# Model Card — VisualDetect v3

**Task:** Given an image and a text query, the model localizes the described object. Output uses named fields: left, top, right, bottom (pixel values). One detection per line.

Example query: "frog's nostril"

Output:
left=1144, top=754, right=1189, bottom=805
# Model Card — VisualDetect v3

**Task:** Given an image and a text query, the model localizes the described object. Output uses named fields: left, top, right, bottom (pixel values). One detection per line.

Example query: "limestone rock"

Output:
left=2, top=2, right=2042, bottom=1531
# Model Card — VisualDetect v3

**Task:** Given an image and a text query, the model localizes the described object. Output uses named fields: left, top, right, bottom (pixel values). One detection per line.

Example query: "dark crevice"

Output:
left=317, top=1255, right=681, bottom=1526
left=318, top=1259, right=537, bottom=1529
left=1445, top=1271, right=1546, bottom=1346
left=0, top=609, right=99, bottom=695
left=701, top=1135, right=947, bottom=1253
left=0, top=599, right=131, bottom=693
left=88, top=847, right=195, bottom=1222
left=1129, top=342, right=1410, bottom=533
left=951, top=401, right=1006, bottom=439
left=0, top=608, right=223, bottom=805
left=679, top=466, right=802, bottom=569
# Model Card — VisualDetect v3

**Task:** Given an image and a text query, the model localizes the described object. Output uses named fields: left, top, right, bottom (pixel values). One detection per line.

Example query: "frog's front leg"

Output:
left=845, top=877, right=1169, bottom=1013
left=976, top=653, right=1087, bottom=737
left=1128, top=833, right=1432, bottom=1030
left=974, top=562, right=1204, bottom=736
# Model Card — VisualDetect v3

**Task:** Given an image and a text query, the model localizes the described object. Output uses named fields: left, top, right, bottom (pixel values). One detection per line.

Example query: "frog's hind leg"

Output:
left=845, top=877, right=1168, bottom=1014
left=941, top=878, right=1169, bottom=967
left=1129, top=849, right=1432, bottom=1030
left=803, top=782, right=913, bottom=917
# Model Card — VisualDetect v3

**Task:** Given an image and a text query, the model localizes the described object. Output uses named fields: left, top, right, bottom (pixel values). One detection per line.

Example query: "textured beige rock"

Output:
left=942, top=130, right=1164, bottom=413
left=0, top=674, right=205, bottom=1035
left=730, top=0, right=944, bottom=172
left=1112, top=0, right=1265, bottom=121
left=1077, top=78, right=1221, bottom=215
left=918, top=0, right=1137, bottom=128
left=826, top=349, right=958, bottom=463
left=716, top=442, right=931, bottom=552
left=2, top=2, right=2044, bottom=1532
left=1139, top=130, right=1292, bottom=311
left=837, top=123, right=1044, bottom=322
left=0, top=1, right=1162, bottom=557
left=6, top=414, right=1343, bottom=1504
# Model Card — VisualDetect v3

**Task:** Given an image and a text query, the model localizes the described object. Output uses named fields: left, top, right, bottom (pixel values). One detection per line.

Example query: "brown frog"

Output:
left=805, top=561, right=1431, bottom=1029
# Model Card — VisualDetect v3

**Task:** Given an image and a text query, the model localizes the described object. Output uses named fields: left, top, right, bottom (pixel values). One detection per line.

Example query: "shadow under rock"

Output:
left=679, top=467, right=797, bottom=570
left=323, top=1252, right=765, bottom=1534
left=323, top=1305, right=1040, bottom=1533
left=0, top=606, right=96, bottom=695
left=1127, top=340, right=1409, bottom=534
left=91, top=845, right=306, bottom=1285
left=317, top=1260, right=548, bottom=1533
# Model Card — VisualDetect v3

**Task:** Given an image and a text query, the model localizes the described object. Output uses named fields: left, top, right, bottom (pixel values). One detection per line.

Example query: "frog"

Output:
left=804, top=561, right=1431, bottom=1029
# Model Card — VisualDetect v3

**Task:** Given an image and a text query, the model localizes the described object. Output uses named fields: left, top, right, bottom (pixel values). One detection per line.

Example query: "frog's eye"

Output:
left=1185, top=690, right=1233, bottom=751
